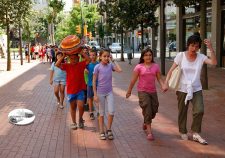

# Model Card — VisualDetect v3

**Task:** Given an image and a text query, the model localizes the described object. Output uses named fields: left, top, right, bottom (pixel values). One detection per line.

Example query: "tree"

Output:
left=55, top=3, right=100, bottom=43
left=173, top=0, right=209, bottom=89
left=48, top=0, right=65, bottom=45
left=98, top=0, right=159, bottom=61
left=0, top=0, right=32, bottom=71
left=14, top=0, right=32, bottom=65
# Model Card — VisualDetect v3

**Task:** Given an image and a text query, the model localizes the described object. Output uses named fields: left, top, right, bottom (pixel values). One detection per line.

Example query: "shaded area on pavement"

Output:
left=0, top=59, right=224, bottom=158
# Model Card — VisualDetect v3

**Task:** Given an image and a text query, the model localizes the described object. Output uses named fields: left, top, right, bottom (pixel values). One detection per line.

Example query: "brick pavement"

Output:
left=0, top=58, right=225, bottom=158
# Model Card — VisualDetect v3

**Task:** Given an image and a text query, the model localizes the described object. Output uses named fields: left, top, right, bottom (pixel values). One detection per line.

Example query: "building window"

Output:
left=184, top=1, right=212, bottom=54
left=165, top=1, right=176, bottom=57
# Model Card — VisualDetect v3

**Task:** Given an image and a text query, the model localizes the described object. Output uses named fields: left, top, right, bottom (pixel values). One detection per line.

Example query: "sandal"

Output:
left=100, top=133, right=106, bottom=140
left=107, top=130, right=114, bottom=140
left=193, top=133, right=208, bottom=145
left=147, top=133, right=154, bottom=141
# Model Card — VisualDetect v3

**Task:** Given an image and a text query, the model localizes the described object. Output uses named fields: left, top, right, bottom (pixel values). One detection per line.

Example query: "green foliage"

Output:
left=22, top=11, right=49, bottom=42
left=99, top=0, right=159, bottom=33
left=55, top=3, right=100, bottom=42
left=48, top=0, right=65, bottom=21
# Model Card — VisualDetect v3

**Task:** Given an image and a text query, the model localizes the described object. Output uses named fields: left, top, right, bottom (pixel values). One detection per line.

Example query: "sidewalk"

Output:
left=0, top=58, right=225, bottom=158
left=0, top=58, right=39, bottom=87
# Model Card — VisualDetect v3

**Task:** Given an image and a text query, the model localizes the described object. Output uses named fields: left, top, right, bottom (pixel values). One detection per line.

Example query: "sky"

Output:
left=63, top=0, right=73, bottom=12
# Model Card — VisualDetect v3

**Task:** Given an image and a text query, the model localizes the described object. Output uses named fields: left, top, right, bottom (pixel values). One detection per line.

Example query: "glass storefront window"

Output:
left=165, top=1, right=176, bottom=57
left=185, top=3, right=200, bottom=14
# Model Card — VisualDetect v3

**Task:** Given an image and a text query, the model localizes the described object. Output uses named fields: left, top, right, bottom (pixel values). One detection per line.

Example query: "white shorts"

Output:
left=98, top=91, right=115, bottom=116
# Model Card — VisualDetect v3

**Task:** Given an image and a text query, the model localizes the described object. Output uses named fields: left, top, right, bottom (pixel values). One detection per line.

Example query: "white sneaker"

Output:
left=193, top=133, right=208, bottom=145
left=180, top=134, right=188, bottom=140
left=71, top=123, right=78, bottom=130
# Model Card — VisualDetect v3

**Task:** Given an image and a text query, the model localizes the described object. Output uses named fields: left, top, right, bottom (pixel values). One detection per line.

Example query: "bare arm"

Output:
left=93, top=74, right=98, bottom=102
left=156, top=72, right=166, bottom=92
left=126, top=71, right=139, bottom=98
left=49, top=70, right=54, bottom=85
left=80, top=51, right=91, bottom=65
left=55, top=53, right=66, bottom=68
left=112, top=61, right=122, bottom=72
left=203, top=39, right=217, bottom=65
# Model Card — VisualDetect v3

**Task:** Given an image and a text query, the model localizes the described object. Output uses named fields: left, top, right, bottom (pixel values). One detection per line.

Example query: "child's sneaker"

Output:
left=107, top=130, right=114, bottom=140
left=71, top=123, right=78, bottom=130
left=89, top=113, right=95, bottom=120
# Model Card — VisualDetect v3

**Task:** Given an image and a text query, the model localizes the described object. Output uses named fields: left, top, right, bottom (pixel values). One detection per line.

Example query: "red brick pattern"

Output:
left=0, top=59, right=225, bottom=158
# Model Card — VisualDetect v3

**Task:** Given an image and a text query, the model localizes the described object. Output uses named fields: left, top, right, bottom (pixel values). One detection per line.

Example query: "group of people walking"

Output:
left=49, top=34, right=217, bottom=145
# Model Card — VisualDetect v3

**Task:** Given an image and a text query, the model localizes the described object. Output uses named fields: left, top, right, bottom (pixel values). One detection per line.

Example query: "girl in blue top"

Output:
left=50, top=52, right=66, bottom=109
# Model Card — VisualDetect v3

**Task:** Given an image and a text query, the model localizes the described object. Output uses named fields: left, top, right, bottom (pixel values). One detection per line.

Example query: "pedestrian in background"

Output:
left=55, top=51, right=90, bottom=130
left=93, top=49, right=122, bottom=140
left=49, top=52, right=66, bottom=109
left=165, top=34, right=217, bottom=145
left=126, top=47, right=166, bottom=141
left=85, top=49, right=99, bottom=120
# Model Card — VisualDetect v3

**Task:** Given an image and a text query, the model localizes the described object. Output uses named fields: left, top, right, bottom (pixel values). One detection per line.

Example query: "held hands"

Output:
left=161, top=82, right=169, bottom=92
left=94, top=95, right=99, bottom=103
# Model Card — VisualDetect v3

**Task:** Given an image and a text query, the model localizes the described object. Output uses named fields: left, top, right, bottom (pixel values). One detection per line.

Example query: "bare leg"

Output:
left=77, top=100, right=84, bottom=120
left=99, top=116, right=104, bottom=133
left=88, top=98, right=94, bottom=113
left=54, top=85, right=60, bottom=103
left=59, top=84, right=65, bottom=106
left=70, top=100, right=77, bottom=123
left=107, top=114, right=114, bottom=130
left=146, top=123, right=152, bottom=134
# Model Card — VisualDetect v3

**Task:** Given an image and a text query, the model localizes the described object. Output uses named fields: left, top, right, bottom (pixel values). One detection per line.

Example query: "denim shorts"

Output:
left=53, top=80, right=66, bottom=86
left=67, top=91, right=85, bottom=102
left=87, top=86, right=94, bottom=98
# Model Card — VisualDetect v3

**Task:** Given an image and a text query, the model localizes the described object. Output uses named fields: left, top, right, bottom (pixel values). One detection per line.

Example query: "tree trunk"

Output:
left=141, top=22, right=144, bottom=50
left=132, top=31, right=135, bottom=57
left=120, top=28, right=125, bottom=61
left=160, top=0, right=166, bottom=75
left=6, top=13, right=11, bottom=71
left=51, top=22, right=55, bottom=45
left=28, top=42, right=31, bottom=63
left=200, top=0, right=208, bottom=89
left=19, top=21, right=23, bottom=65
left=152, top=26, right=157, bottom=57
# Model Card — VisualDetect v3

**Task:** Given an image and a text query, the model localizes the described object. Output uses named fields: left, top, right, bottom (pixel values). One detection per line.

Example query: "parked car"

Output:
left=88, top=41, right=100, bottom=50
left=168, top=41, right=176, bottom=51
left=109, top=43, right=121, bottom=53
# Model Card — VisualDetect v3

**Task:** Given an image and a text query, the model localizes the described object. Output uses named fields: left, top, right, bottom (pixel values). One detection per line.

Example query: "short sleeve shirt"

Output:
left=87, top=62, right=99, bottom=86
left=93, top=63, right=115, bottom=94
left=61, top=61, right=87, bottom=94
left=134, top=63, right=160, bottom=93
left=174, top=52, right=208, bottom=93
left=50, top=62, right=66, bottom=82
